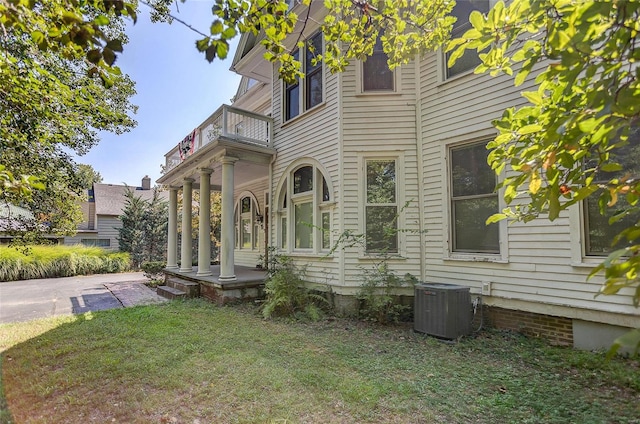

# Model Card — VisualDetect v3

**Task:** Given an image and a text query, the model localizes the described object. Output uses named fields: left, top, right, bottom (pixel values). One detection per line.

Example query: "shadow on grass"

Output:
left=1, top=300, right=639, bottom=424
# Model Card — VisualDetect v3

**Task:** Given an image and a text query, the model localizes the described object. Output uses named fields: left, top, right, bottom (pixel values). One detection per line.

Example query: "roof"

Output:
left=0, top=203, right=36, bottom=231
left=93, top=184, right=168, bottom=216
left=0, top=203, right=34, bottom=220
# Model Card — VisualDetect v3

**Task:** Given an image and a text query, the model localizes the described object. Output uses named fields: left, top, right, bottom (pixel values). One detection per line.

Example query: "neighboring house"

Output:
left=157, top=2, right=640, bottom=349
left=0, top=203, right=62, bottom=244
left=64, top=176, right=165, bottom=250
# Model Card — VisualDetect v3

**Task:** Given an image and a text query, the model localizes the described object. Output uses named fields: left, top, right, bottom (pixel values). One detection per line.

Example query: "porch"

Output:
left=157, top=104, right=275, bottom=285
left=159, top=265, right=268, bottom=305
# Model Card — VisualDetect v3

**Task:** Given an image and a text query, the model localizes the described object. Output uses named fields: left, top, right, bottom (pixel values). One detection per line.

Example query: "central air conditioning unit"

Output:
left=414, top=283, right=471, bottom=339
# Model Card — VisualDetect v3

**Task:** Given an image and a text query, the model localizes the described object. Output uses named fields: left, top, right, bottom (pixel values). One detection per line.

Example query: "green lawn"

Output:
left=1, top=300, right=638, bottom=423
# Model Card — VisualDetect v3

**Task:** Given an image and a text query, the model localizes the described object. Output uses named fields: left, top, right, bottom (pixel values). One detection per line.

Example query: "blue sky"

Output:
left=76, top=1, right=241, bottom=187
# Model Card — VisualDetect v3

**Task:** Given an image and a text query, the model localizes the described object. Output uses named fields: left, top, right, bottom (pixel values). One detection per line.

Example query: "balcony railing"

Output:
left=163, top=105, right=272, bottom=173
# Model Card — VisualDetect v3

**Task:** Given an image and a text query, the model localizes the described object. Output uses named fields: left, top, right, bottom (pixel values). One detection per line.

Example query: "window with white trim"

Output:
left=449, top=141, right=499, bottom=253
left=583, top=127, right=640, bottom=256
left=445, top=0, right=491, bottom=79
left=365, top=159, right=398, bottom=253
left=234, top=194, right=260, bottom=250
left=362, top=37, right=394, bottom=92
left=81, top=238, right=110, bottom=248
left=278, top=163, right=332, bottom=252
left=283, top=32, right=323, bottom=121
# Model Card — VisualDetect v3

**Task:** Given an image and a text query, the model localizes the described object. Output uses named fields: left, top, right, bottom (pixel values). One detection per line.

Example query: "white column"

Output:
left=219, top=157, right=237, bottom=281
left=180, top=178, right=194, bottom=272
left=197, top=168, right=213, bottom=276
left=167, top=187, right=178, bottom=269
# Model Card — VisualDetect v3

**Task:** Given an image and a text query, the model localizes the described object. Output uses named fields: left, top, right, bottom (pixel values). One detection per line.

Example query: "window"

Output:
left=365, top=159, right=398, bottom=253
left=234, top=194, right=260, bottom=250
left=284, top=51, right=300, bottom=120
left=278, top=162, right=333, bottom=252
left=284, top=33, right=323, bottom=121
left=81, top=239, right=110, bottom=248
left=584, top=128, right=640, bottom=256
left=445, top=0, right=491, bottom=79
left=292, top=166, right=314, bottom=249
left=450, top=142, right=499, bottom=253
left=362, top=37, right=394, bottom=92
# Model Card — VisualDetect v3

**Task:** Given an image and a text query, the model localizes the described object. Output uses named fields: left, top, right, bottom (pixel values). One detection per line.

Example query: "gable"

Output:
left=93, top=184, right=167, bottom=216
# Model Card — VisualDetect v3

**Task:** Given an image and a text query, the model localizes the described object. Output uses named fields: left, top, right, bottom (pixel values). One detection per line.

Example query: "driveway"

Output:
left=0, top=272, right=166, bottom=324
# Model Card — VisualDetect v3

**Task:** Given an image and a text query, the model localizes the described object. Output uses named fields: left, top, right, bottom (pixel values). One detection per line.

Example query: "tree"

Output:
left=177, top=190, right=222, bottom=264
left=77, top=164, right=103, bottom=190
left=144, top=189, right=169, bottom=263
left=1, top=0, right=138, bottom=238
left=118, top=187, right=168, bottom=268
left=447, top=0, right=640, bottom=353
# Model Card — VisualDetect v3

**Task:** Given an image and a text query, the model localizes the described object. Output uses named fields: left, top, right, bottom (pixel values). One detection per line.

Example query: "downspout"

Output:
left=338, top=63, right=345, bottom=291
left=415, top=61, right=426, bottom=283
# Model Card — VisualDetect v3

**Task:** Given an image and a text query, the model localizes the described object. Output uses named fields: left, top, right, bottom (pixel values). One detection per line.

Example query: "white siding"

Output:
left=339, top=60, right=423, bottom=291
left=418, top=51, right=639, bottom=323
left=269, top=59, right=341, bottom=287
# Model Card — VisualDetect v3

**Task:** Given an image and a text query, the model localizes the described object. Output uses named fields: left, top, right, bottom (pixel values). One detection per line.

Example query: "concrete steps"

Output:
left=157, top=278, right=200, bottom=301
left=156, top=285, right=186, bottom=300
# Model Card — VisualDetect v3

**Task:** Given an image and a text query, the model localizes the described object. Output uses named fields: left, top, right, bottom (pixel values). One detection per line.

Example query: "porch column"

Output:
left=180, top=178, right=194, bottom=272
left=197, top=168, right=213, bottom=276
left=219, top=156, right=238, bottom=281
left=166, top=187, right=179, bottom=269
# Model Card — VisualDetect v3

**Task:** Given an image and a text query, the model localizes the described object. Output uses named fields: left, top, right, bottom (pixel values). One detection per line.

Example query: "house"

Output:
left=156, top=1, right=640, bottom=349
left=64, top=176, right=166, bottom=250
left=0, top=203, right=62, bottom=244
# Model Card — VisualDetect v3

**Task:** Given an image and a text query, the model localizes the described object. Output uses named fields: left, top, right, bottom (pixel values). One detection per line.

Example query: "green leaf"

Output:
left=102, top=47, right=116, bottom=66
left=486, top=213, right=507, bottom=224
left=607, top=328, right=640, bottom=358
left=522, top=91, right=543, bottom=105
left=548, top=196, right=561, bottom=220
left=31, top=30, right=45, bottom=45
left=469, top=10, right=485, bottom=30
left=601, top=163, right=622, bottom=172
left=205, top=45, right=217, bottom=62
left=86, top=49, right=102, bottom=64
left=196, top=38, right=209, bottom=52
left=106, top=39, right=123, bottom=53
left=519, top=124, right=543, bottom=135
left=210, top=19, right=224, bottom=35
left=94, top=15, right=110, bottom=26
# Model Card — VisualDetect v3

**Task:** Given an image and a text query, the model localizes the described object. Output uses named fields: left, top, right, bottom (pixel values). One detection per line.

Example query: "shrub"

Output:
left=262, top=251, right=329, bottom=321
left=0, top=245, right=131, bottom=281
left=357, top=263, right=415, bottom=324
left=141, top=261, right=166, bottom=287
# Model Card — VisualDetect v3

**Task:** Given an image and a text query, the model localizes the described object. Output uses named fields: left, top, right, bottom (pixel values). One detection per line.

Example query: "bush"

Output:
left=262, top=251, right=329, bottom=321
left=357, top=263, right=415, bottom=324
left=0, top=245, right=131, bottom=282
left=141, top=261, right=166, bottom=287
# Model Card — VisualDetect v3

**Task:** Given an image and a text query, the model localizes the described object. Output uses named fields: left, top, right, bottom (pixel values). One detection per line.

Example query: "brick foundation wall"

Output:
left=484, top=306, right=573, bottom=346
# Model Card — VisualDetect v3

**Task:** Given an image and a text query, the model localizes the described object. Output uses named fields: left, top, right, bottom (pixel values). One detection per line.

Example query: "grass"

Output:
left=0, top=245, right=130, bottom=282
left=1, top=300, right=639, bottom=423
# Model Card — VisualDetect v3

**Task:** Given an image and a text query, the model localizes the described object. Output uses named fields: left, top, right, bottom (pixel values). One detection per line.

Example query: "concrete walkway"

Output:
left=0, top=272, right=167, bottom=324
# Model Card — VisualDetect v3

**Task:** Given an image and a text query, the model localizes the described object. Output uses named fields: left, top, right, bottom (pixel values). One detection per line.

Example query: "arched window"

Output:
left=234, top=193, right=261, bottom=250
left=277, top=161, right=333, bottom=253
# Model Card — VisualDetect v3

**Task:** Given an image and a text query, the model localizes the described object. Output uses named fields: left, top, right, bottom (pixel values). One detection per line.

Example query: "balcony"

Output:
left=163, top=104, right=272, bottom=173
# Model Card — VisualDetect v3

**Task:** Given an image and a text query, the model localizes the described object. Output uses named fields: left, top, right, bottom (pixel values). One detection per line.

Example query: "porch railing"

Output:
left=163, top=105, right=272, bottom=173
